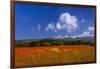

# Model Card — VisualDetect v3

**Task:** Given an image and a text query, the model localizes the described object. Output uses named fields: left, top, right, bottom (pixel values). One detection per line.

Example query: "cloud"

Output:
left=62, top=35, right=69, bottom=38
left=45, top=23, right=57, bottom=32
left=45, top=12, right=78, bottom=33
left=55, top=26, right=94, bottom=39
left=55, top=35, right=82, bottom=39
left=57, top=35, right=69, bottom=39
left=37, top=24, right=41, bottom=31
left=63, top=35, right=83, bottom=38
left=45, top=23, right=54, bottom=31
left=81, top=26, right=94, bottom=36
left=88, top=26, right=94, bottom=31
left=82, top=31, right=90, bottom=36
left=57, top=12, right=78, bottom=32
left=74, top=26, right=94, bottom=37
left=55, top=35, right=62, bottom=38
left=56, top=22, right=62, bottom=30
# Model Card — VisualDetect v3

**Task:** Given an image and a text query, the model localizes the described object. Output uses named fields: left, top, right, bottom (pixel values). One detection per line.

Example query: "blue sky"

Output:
left=15, top=4, right=95, bottom=40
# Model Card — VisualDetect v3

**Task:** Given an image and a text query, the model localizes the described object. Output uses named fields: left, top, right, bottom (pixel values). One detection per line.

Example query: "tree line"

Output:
left=15, top=39, right=95, bottom=47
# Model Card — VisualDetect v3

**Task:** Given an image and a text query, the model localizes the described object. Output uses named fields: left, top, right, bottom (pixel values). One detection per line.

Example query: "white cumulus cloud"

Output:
left=57, top=12, right=78, bottom=32
left=45, top=12, right=79, bottom=33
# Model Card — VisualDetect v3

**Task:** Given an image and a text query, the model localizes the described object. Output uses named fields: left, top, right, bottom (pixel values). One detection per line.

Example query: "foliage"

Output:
left=15, top=39, right=95, bottom=47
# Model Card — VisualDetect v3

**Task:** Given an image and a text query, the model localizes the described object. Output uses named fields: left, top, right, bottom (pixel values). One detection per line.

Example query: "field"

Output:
left=15, top=45, right=96, bottom=67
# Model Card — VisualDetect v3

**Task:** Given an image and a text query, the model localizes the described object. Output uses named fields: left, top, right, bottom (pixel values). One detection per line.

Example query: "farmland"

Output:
left=14, top=37, right=95, bottom=67
left=15, top=45, right=96, bottom=67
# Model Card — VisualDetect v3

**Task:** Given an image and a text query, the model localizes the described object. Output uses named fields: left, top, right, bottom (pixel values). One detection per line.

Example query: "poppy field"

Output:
left=15, top=45, right=96, bottom=67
